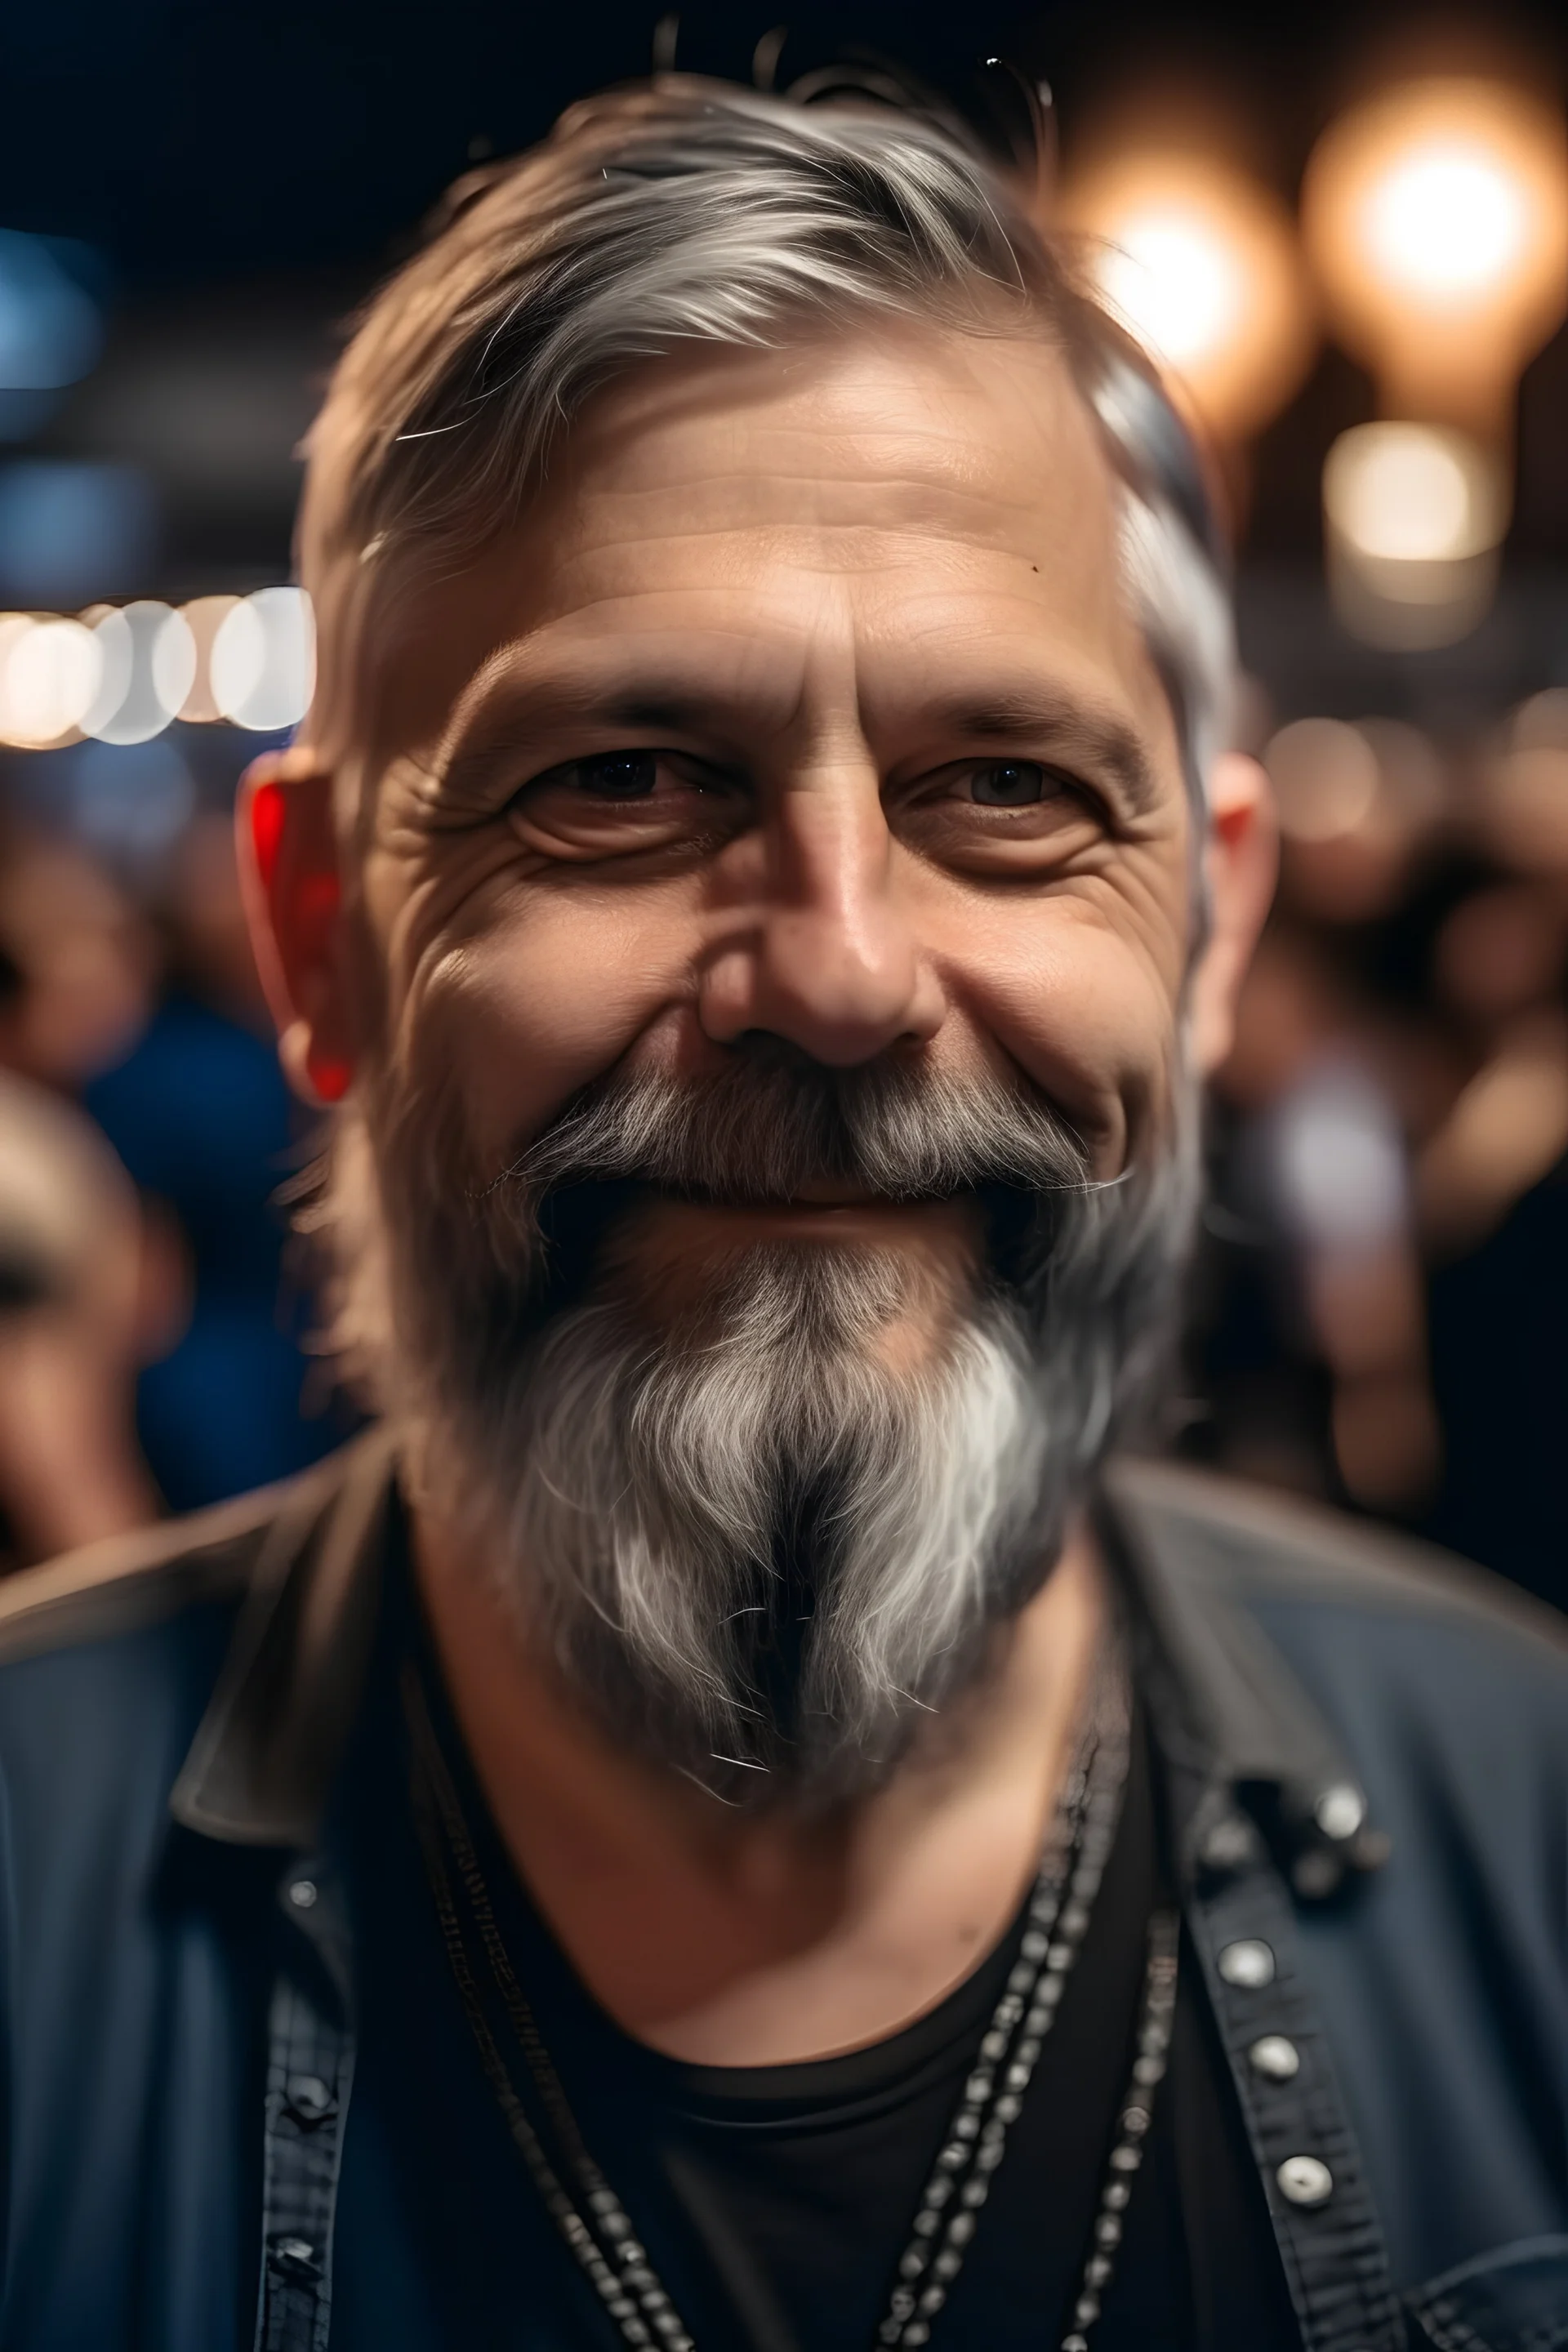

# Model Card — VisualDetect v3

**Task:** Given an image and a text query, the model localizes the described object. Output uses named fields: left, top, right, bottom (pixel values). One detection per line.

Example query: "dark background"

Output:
left=3, top=0, right=1564, bottom=607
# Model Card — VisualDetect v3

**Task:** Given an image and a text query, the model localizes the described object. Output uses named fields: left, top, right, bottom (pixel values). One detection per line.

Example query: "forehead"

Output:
left=358, top=324, right=1174, bottom=768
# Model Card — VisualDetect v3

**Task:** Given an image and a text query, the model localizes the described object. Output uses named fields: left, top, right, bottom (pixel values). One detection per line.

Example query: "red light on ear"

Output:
left=298, top=874, right=341, bottom=924
left=307, top=1053, right=351, bottom=1103
left=251, top=780, right=286, bottom=889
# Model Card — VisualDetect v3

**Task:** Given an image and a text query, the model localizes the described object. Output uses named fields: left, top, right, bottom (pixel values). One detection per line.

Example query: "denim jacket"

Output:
left=0, top=1430, right=1562, bottom=2350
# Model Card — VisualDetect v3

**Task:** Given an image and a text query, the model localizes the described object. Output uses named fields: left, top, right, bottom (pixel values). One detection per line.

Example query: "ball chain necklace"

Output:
left=403, top=1655, right=1179, bottom=2352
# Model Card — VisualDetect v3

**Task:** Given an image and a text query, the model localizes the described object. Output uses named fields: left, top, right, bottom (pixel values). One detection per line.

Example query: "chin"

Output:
left=597, top=1190, right=985, bottom=1347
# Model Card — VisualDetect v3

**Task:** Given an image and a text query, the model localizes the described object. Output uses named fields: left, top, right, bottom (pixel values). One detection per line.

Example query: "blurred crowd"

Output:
left=4, top=685, right=1568, bottom=1611
left=0, top=742, right=351, bottom=1573
left=1190, top=683, right=1568, bottom=1610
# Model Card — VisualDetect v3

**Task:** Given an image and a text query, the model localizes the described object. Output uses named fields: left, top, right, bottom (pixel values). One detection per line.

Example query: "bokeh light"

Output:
left=1063, top=153, right=1315, bottom=439
left=0, top=616, right=102, bottom=747
left=1321, top=422, right=1508, bottom=648
left=1303, top=78, right=1568, bottom=429
left=149, top=606, right=198, bottom=724
left=1365, top=146, right=1530, bottom=302
left=83, top=601, right=185, bottom=746
left=210, top=586, right=314, bottom=732
left=169, top=595, right=241, bottom=722
left=1325, top=423, right=1506, bottom=564
left=1263, top=719, right=1380, bottom=843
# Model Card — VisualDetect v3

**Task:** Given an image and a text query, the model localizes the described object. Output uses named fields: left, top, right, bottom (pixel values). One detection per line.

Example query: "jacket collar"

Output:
left=170, top=1432, right=1361, bottom=1853
left=170, top=1428, right=399, bottom=1846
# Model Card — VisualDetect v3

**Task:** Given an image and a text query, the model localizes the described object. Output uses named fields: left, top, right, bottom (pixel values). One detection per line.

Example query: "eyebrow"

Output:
left=436, top=679, right=730, bottom=801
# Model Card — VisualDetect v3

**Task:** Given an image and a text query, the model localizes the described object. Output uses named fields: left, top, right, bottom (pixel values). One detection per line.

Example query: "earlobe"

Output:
left=237, top=746, right=356, bottom=1107
left=1188, top=752, right=1278, bottom=1076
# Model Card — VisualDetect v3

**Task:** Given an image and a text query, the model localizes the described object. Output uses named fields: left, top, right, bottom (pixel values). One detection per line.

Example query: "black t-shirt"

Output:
left=330, top=1561, right=1298, bottom=2350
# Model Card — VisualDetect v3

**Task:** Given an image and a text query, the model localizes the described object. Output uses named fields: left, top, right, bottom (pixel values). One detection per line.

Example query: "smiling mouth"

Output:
left=530, top=1174, right=1045, bottom=1315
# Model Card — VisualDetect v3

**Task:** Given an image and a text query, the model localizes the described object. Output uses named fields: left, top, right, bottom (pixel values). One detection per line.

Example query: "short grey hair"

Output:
left=301, top=75, right=1233, bottom=800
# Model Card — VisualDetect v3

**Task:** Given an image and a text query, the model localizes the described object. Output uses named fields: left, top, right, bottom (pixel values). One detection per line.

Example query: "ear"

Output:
left=236, top=746, right=355, bottom=1107
left=1187, top=751, right=1278, bottom=1076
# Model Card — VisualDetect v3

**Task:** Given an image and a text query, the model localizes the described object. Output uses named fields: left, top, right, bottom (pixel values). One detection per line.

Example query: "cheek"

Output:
left=395, top=883, right=696, bottom=1173
left=944, top=902, right=1186, bottom=1172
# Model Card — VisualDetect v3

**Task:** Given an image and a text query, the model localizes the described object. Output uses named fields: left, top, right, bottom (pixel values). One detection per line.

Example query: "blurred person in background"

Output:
left=0, top=853, right=161, bottom=1561
left=1196, top=694, right=1568, bottom=1613
left=0, top=77, right=1562, bottom=2352
left=83, top=808, right=357, bottom=1510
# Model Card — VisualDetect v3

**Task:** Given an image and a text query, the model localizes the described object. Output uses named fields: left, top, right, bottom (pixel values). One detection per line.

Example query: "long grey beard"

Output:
left=321, top=1051, right=1200, bottom=1808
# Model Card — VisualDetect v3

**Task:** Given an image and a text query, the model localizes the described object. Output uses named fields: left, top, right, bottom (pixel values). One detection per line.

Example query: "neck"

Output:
left=411, top=1499, right=1108, bottom=2066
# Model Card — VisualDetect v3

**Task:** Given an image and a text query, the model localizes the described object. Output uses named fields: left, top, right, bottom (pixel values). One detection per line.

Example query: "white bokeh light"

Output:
left=1323, top=422, right=1503, bottom=564
left=1095, top=214, right=1244, bottom=369
left=211, top=587, right=314, bottom=732
left=1362, top=143, right=1531, bottom=305
left=0, top=617, right=101, bottom=746
left=149, top=605, right=198, bottom=724
left=83, top=601, right=182, bottom=746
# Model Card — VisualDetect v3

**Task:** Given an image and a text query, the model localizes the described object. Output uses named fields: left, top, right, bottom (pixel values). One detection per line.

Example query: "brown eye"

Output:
left=969, top=760, right=1058, bottom=807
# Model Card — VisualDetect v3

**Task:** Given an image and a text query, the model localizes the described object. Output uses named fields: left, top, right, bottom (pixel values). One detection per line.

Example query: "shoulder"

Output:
left=0, top=1450, right=358, bottom=1835
left=0, top=1453, right=344, bottom=1670
left=1104, top=1455, right=1568, bottom=1767
left=1106, top=1454, right=1567, bottom=1644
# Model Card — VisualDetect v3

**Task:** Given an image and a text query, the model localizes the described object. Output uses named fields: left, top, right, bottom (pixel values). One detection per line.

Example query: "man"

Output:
left=0, top=78, right=1562, bottom=2352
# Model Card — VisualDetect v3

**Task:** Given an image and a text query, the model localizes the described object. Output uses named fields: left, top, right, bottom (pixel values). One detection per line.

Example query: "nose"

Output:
left=700, top=767, right=943, bottom=1067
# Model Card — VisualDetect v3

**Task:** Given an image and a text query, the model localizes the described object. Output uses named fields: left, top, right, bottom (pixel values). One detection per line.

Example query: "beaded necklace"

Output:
left=403, top=1657, right=1178, bottom=2351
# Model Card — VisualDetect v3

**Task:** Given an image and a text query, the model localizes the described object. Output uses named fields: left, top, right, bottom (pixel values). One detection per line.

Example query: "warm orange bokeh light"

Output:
left=1062, top=153, right=1315, bottom=440
left=1302, top=78, right=1568, bottom=430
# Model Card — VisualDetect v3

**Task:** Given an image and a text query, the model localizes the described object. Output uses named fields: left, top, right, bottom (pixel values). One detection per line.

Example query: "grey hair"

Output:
left=301, top=76, right=1233, bottom=801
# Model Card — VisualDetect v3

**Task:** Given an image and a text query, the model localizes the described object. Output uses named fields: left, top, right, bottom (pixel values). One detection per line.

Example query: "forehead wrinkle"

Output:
left=565, top=466, right=1062, bottom=558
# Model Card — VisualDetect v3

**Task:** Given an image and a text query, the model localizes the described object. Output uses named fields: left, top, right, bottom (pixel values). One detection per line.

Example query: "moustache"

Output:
left=469, top=1045, right=1107, bottom=1312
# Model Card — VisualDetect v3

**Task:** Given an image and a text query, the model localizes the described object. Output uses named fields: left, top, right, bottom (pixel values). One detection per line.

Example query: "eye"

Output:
left=572, top=751, right=658, bottom=798
left=968, top=760, right=1062, bottom=808
left=506, top=746, right=746, bottom=863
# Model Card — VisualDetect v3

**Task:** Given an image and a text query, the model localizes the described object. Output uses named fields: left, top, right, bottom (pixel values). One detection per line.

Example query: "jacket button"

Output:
left=1198, top=1815, right=1257, bottom=1873
left=1276, top=2155, right=1334, bottom=2206
left=1312, top=1784, right=1366, bottom=1842
left=1217, top=1939, right=1275, bottom=1988
left=1248, top=2034, right=1301, bottom=2081
left=270, top=2235, right=320, bottom=2278
left=287, top=1878, right=318, bottom=1910
left=285, top=2074, right=336, bottom=2125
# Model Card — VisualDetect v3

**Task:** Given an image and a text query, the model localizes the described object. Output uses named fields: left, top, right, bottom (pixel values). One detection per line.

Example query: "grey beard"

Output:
left=323, top=1049, right=1200, bottom=1809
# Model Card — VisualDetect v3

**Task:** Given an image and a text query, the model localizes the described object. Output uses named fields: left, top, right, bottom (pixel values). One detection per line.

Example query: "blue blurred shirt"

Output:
left=83, top=991, right=350, bottom=1508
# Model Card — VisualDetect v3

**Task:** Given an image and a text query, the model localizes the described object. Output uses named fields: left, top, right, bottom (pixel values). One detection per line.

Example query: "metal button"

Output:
left=1276, top=2154, right=1334, bottom=2207
left=1312, top=1783, right=1366, bottom=1842
left=1248, top=2034, right=1301, bottom=2082
left=1217, top=1938, right=1275, bottom=1989
left=270, top=2235, right=319, bottom=2276
left=287, top=1878, right=318, bottom=1910
left=1198, top=1815, right=1256, bottom=1873
left=285, top=2073, right=336, bottom=2124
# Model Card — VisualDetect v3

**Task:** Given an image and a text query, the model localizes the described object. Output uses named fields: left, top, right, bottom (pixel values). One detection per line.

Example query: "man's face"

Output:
left=356, top=324, right=1190, bottom=1251
left=252, top=323, right=1265, bottom=1802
